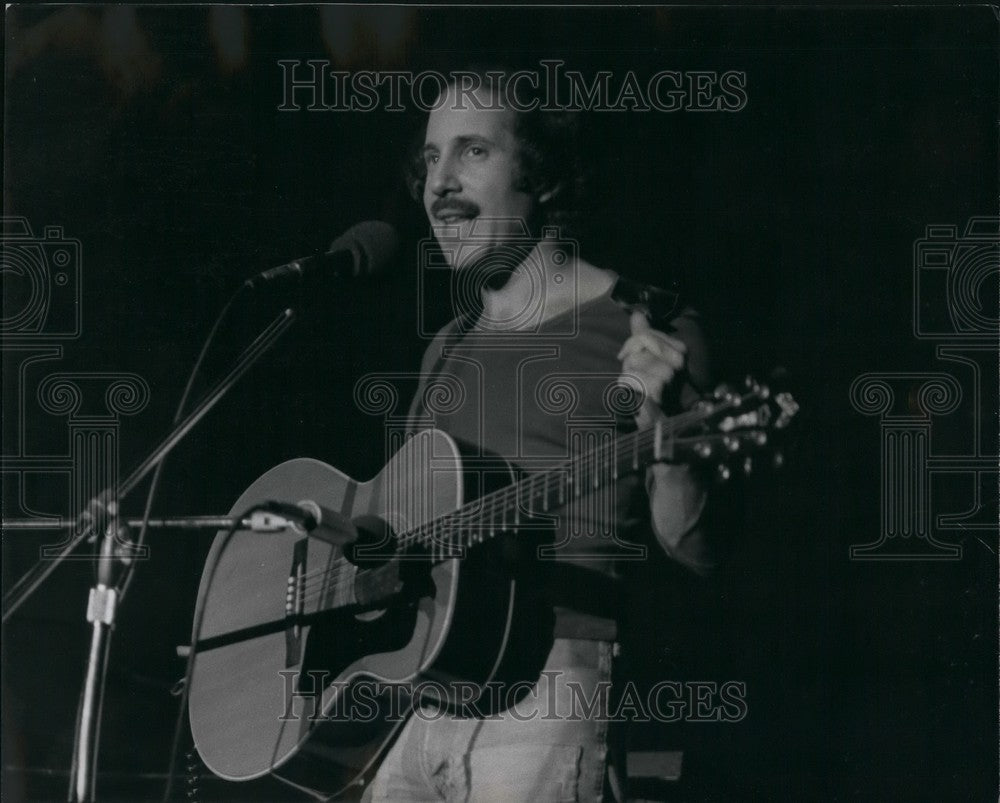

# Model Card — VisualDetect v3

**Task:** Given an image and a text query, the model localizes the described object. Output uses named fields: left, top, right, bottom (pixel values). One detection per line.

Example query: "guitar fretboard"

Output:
left=396, top=398, right=736, bottom=560
left=318, top=380, right=788, bottom=611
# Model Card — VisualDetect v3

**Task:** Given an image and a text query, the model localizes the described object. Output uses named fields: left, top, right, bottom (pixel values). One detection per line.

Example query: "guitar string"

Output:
left=294, top=452, right=612, bottom=605
left=292, top=414, right=681, bottom=595
left=298, top=447, right=592, bottom=596
left=290, top=399, right=746, bottom=602
left=293, top=401, right=754, bottom=606
left=292, top=421, right=663, bottom=601
left=293, top=423, right=742, bottom=608
left=291, top=395, right=751, bottom=601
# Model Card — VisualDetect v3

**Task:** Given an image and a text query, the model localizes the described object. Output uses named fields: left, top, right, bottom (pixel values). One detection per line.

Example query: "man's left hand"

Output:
left=617, top=310, right=687, bottom=429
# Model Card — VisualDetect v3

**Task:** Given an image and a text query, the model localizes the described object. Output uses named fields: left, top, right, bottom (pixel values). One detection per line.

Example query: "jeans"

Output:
left=363, top=639, right=615, bottom=802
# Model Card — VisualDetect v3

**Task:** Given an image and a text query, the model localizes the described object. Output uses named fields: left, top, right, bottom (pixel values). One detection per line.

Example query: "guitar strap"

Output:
left=608, top=274, right=683, bottom=332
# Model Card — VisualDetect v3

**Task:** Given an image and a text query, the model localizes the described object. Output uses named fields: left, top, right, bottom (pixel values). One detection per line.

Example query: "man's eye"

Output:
left=465, top=145, right=486, bottom=158
left=424, top=153, right=438, bottom=165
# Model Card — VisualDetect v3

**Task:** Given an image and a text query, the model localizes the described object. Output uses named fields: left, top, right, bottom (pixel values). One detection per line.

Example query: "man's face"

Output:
left=422, top=84, right=538, bottom=269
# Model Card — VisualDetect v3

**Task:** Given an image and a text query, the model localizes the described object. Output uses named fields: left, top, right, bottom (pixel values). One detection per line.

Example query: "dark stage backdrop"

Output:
left=3, top=6, right=997, bottom=802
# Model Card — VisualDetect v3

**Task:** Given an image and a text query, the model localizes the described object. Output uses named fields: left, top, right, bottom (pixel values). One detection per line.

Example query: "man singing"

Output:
left=364, top=67, right=724, bottom=802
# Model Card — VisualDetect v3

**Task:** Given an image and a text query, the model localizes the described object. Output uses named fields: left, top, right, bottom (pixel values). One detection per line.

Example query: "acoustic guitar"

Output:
left=187, top=379, right=797, bottom=799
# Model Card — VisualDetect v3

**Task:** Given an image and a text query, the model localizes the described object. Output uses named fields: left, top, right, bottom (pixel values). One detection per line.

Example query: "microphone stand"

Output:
left=67, top=512, right=297, bottom=802
left=2, top=306, right=296, bottom=803
left=68, top=512, right=129, bottom=803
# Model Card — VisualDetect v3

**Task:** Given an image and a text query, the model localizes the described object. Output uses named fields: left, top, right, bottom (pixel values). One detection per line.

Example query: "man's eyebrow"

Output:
left=453, top=134, right=497, bottom=149
left=422, top=135, right=497, bottom=154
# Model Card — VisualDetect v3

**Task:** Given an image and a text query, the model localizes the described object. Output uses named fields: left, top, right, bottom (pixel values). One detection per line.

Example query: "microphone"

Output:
left=245, top=221, right=399, bottom=289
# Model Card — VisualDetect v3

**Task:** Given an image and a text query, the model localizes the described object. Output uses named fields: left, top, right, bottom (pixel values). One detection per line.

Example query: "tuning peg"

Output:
left=695, top=442, right=713, bottom=459
left=723, top=436, right=741, bottom=452
left=716, top=464, right=732, bottom=482
left=775, top=392, right=799, bottom=428
left=772, top=451, right=785, bottom=469
left=742, top=456, right=753, bottom=475
left=744, top=375, right=764, bottom=395
left=753, top=431, right=768, bottom=447
left=712, top=383, right=729, bottom=401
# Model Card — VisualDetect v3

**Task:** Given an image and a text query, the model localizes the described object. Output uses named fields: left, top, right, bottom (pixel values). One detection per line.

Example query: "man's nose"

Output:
left=427, top=156, right=460, bottom=196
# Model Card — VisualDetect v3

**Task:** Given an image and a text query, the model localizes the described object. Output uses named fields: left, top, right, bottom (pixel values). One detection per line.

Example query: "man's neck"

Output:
left=476, top=240, right=615, bottom=332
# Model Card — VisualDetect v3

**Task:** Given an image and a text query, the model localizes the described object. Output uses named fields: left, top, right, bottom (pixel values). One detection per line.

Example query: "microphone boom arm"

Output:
left=1, top=308, right=297, bottom=623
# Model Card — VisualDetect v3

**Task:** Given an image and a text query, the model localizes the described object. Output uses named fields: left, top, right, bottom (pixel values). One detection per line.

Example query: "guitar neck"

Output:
left=397, top=401, right=732, bottom=558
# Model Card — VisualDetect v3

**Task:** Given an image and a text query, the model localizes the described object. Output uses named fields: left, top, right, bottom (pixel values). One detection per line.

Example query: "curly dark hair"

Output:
left=403, top=67, right=587, bottom=238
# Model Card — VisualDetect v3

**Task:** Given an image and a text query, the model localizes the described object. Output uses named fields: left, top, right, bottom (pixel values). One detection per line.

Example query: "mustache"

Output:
left=430, top=197, right=480, bottom=218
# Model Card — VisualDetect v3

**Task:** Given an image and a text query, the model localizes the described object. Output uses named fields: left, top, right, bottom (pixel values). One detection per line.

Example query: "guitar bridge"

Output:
left=284, top=538, right=307, bottom=667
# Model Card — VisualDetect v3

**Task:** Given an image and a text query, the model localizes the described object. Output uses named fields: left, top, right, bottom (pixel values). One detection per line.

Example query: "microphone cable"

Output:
left=152, top=280, right=251, bottom=801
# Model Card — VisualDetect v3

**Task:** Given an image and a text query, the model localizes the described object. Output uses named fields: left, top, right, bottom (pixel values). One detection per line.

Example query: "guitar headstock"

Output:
left=667, top=375, right=799, bottom=480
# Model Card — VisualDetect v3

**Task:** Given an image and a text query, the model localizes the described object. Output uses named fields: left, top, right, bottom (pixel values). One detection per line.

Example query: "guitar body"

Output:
left=188, top=429, right=531, bottom=800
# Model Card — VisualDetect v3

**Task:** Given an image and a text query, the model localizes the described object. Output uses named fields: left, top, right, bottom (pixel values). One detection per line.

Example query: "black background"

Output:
left=3, top=6, right=997, bottom=801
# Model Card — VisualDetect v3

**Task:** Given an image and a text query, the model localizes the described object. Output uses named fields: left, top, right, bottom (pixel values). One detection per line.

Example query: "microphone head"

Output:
left=329, top=221, right=399, bottom=278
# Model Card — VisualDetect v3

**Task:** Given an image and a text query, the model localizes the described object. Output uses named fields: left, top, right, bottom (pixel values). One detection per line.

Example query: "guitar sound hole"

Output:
left=344, top=514, right=398, bottom=567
